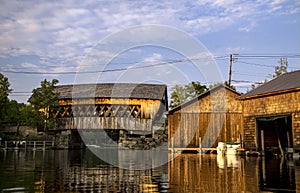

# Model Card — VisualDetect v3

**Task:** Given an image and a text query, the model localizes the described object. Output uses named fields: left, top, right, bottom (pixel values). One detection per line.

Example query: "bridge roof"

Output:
left=55, top=83, right=167, bottom=100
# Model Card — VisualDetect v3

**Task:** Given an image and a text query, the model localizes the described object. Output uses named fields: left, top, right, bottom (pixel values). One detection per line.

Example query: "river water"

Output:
left=0, top=149, right=299, bottom=192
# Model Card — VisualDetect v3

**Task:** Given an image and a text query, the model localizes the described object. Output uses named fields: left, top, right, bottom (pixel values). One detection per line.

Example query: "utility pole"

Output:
left=228, top=54, right=233, bottom=86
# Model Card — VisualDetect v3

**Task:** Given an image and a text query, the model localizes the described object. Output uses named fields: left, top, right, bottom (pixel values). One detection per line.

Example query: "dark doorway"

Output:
left=257, top=115, right=292, bottom=154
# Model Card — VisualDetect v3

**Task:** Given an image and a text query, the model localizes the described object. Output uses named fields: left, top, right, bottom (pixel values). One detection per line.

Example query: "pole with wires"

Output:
left=228, top=54, right=233, bottom=86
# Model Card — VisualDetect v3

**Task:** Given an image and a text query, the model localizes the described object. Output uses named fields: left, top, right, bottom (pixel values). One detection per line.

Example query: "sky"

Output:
left=0, top=0, right=299, bottom=103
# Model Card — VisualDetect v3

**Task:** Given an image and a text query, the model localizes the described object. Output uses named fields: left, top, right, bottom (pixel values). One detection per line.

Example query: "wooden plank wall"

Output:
left=168, top=87, right=243, bottom=148
left=169, top=112, right=242, bottom=148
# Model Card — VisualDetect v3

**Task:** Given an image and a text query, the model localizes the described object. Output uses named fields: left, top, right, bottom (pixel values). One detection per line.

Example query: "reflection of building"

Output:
left=259, top=158, right=296, bottom=192
left=168, top=154, right=261, bottom=193
left=168, top=154, right=300, bottom=192
left=52, top=150, right=168, bottom=192
left=49, top=83, right=168, bottom=149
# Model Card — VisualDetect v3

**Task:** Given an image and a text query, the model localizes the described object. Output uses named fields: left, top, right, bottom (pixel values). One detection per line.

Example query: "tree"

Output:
left=273, top=57, right=288, bottom=78
left=170, top=81, right=208, bottom=109
left=0, top=73, right=12, bottom=125
left=209, top=81, right=236, bottom=91
left=28, top=79, right=59, bottom=131
left=250, top=57, right=289, bottom=91
left=3, top=101, right=36, bottom=126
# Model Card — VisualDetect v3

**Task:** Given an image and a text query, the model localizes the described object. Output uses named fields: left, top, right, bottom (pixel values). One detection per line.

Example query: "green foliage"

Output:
left=3, top=100, right=23, bottom=124
left=273, top=57, right=288, bottom=78
left=28, top=79, right=59, bottom=131
left=29, top=79, right=59, bottom=110
left=1, top=100, right=40, bottom=127
left=209, top=81, right=236, bottom=91
left=0, top=73, right=12, bottom=126
left=0, top=73, right=11, bottom=104
left=170, top=81, right=208, bottom=109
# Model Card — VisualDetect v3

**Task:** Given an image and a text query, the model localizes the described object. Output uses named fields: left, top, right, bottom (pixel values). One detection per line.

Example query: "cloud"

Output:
left=21, top=62, right=39, bottom=68
left=238, top=22, right=257, bottom=32
left=143, top=53, right=163, bottom=63
left=0, top=0, right=298, bottom=68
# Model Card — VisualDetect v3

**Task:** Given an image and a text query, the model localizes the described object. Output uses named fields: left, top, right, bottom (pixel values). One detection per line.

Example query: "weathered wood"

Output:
left=243, top=90, right=300, bottom=150
left=168, top=86, right=243, bottom=148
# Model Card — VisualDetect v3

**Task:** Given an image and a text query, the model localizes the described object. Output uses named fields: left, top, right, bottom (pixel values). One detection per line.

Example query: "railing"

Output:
left=52, top=117, right=153, bottom=131
left=1, top=141, right=55, bottom=151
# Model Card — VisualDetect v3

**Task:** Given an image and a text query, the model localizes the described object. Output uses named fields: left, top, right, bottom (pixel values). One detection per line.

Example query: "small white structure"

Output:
left=217, top=142, right=241, bottom=155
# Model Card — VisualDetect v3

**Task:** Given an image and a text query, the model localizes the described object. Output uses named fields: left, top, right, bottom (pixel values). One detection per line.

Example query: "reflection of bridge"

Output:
left=50, top=83, right=168, bottom=149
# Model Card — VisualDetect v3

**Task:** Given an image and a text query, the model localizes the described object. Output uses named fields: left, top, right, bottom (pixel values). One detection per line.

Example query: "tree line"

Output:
left=0, top=74, right=59, bottom=132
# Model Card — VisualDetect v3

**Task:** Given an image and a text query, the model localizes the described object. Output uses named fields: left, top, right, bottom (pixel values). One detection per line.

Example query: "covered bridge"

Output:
left=241, top=70, right=300, bottom=154
left=50, top=83, right=168, bottom=149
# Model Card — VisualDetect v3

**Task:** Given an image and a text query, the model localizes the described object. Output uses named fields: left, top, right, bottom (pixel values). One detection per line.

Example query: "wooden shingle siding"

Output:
left=242, top=91, right=300, bottom=149
left=241, top=70, right=300, bottom=150
left=292, top=112, right=300, bottom=147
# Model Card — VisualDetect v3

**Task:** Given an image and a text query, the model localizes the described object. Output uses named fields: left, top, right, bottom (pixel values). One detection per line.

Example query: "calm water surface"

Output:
left=0, top=149, right=300, bottom=192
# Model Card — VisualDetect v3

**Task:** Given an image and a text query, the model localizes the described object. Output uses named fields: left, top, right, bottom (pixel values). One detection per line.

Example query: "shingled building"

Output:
left=241, top=70, right=300, bottom=154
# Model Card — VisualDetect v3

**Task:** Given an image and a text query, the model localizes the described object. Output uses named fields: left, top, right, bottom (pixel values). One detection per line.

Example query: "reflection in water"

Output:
left=169, top=154, right=250, bottom=192
left=217, top=154, right=241, bottom=169
left=168, top=154, right=299, bottom=193
left=0, top=150, right=299, bottom=192
left=259, top=157, right=296, bottom=192
left=0, top=150, right=168, bottom=192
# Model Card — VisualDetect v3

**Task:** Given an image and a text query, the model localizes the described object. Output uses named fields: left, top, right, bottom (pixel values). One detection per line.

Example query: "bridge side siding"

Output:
left=51, top=98, right=164, bottom=132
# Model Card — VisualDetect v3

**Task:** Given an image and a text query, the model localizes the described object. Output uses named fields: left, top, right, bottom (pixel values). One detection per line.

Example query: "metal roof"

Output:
left=241, top=70, right=300, bottom=99
left=55, top=83, right=167, bottom=100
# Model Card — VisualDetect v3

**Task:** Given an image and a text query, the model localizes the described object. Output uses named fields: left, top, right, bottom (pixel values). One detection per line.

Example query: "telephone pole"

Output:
left=228, top=54, right=233, bottom=86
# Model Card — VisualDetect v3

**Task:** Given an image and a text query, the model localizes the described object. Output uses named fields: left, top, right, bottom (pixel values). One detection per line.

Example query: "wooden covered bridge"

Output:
left=49, top=83, right=168, bottom=149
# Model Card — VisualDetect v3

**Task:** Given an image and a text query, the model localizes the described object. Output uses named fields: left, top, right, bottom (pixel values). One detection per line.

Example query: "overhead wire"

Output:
left=1, top=55, right=229, bottom=75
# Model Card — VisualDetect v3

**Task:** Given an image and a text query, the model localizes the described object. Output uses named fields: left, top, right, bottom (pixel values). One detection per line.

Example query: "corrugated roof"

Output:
left=241, top=70, right=300, bottom=99
left=55, top=83, right=167, bottom=100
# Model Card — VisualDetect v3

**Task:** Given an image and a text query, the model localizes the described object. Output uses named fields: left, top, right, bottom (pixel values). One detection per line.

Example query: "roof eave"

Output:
left=240, top=87, right=300, bottom=100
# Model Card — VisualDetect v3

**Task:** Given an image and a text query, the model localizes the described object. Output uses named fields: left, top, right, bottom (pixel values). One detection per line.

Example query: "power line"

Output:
left=233, top=71, right=269, bottom=77
left=1, top=56, right=229, bottom=75
left=237, top=54, right=300, bottom=58
left=231, top=80, right=263, bottom=84
left=1, top=55, right=229, bottom=71
left=2, top=53, right=299, bottom=74
left=237, top=61, right=275, bottom=68
left=237, top=61, right=299, bottom=70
